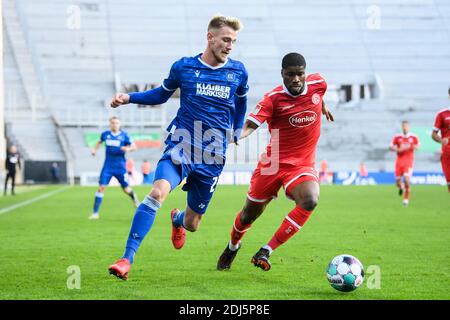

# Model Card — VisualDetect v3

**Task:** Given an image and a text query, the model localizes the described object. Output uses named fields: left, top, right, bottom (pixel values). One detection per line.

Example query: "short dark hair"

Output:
left=282, top=52, right=306, bottom=69
left=402, top=120, right=409, bottom=124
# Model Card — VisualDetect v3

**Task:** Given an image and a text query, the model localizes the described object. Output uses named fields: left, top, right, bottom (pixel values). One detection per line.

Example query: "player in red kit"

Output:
left=431, top=88, right=450, bottom=192
left=389, top=121, right=420, bottom=206
left=217, top=53, right=334, bottom=271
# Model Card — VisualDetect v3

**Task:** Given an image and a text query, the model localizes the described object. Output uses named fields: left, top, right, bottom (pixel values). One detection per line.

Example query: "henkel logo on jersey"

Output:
left=289, top=111, right=318, bottom=128
left=196, top=83, right=231, bottom=99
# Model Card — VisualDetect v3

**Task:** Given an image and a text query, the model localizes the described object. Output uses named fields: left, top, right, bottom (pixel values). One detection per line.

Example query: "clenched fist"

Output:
left=110, top=93, right=130, bottom=108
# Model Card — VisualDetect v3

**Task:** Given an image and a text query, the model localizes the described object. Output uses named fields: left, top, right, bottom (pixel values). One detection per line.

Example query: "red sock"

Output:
left=267, top=206, right=312, bottom=251
left=404, top=186, right=410, bottom=200
left=230, top=212, right=252, bottom=246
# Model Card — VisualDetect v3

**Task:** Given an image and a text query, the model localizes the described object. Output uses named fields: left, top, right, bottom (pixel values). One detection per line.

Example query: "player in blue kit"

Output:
left=108, top=15, right=249, bottom=280
left=89, top=116, right=139, bottom=220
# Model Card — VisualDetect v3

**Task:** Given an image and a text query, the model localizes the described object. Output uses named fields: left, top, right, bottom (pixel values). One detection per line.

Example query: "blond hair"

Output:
left=208, top=14, right=242, bottom=32
left=109, top=116, right=120, bottom=122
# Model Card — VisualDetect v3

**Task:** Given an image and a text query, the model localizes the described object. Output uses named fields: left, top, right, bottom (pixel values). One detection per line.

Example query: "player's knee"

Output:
left=122, top=187, right=131, bottom=194
left=240, top=209, right=258, bottom=225
left=149, top=188, right=166, bottom=203
left=97, top=186, right=105, bottom=193
left=184, top=220, right=200, bottom=232
left=299, top=195, right=319, bottom=211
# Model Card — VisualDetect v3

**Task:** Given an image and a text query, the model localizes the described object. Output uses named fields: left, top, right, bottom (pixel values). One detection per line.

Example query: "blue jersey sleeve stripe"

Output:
left=235, top=91, right=248, bottom=98
left=161, top=83, right=177, bottom=92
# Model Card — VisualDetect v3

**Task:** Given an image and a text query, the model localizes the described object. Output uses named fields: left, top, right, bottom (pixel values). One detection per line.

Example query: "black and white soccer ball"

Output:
left=326, top=254, right=364, bottom=292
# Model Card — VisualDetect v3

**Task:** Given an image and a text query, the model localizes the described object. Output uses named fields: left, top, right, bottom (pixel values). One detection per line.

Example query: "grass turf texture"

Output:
left=0, top=185, right=449, bottom=300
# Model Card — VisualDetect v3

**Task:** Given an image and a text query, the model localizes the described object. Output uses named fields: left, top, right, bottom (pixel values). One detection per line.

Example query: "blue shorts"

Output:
left=99, top=167, right=129, bottom=188
left=154, top=145, right=223, bottom=214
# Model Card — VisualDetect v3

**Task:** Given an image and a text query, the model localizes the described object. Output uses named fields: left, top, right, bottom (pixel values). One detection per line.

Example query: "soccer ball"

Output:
left=326, top=254, right=364, bottom=292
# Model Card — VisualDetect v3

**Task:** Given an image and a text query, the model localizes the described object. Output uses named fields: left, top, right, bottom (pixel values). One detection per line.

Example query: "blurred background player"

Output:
left=389, top=121, right=420, bottom=206
left=89, top=116, right=139, bottom=220
left=107, top=15, right=249, bottom=280
left=319, top=159, right=329, bottom=184
left=50, top=162, right=60, bottom=184
left=4, top=145, right=21, bottom=196
left=141, top=160, right=151, bottom=184
left=359, top=162, right=368, bottom=178
left=217, top=52, right=334, bottom=271
left=431, top=88, right=450, bottom=192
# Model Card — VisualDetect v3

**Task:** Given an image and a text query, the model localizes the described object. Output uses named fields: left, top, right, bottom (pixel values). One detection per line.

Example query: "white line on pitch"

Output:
left=0, top=186, right=71, bottom=215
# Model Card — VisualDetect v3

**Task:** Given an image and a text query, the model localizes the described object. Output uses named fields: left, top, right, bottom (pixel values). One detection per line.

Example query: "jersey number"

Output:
left=210, top=177, right=219, bottom=193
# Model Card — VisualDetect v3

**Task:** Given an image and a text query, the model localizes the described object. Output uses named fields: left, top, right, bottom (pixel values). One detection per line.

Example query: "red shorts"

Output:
left=395, top=161, right=413, bottom=178
left=247, top=163, right=319, bottom=203
left=441, top=152, right=450, bottom=183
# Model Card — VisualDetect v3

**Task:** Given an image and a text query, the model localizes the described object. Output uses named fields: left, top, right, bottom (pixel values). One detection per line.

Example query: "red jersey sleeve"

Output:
left=390, top=136, right=398, bottom=148
left=247, top=94, right=274, bottom=126
left=434, top=113, right=442, bottom=131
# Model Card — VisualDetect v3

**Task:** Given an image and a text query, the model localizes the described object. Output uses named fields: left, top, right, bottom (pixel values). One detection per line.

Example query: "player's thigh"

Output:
left=440, top=153, right=450, bottom=181
left=154, top=157, right=183, bottom=192
left=183, top=173, right=219, bottom=215
left=113, top=171, right=129, bottom=189
left=99, top=169, right=113, bottom=186
left=247, top=165, right=282, bottom=204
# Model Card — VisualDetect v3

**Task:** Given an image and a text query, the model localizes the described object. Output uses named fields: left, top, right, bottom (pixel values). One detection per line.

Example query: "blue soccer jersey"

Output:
left=100, top=130, right=133, bottom=170
left=128, top=54, right=249, bottom=213
left=161, top=53, right=249, bottom=160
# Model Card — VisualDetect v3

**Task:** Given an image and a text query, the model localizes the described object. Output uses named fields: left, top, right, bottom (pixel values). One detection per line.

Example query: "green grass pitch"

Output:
left=0, top=184, right=449, bottom=300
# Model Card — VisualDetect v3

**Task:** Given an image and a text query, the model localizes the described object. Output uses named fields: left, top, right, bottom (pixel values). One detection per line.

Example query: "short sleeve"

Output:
left=433, top=113, right=442, bottom=132
left=124, top=133, right=133, bottom=146
left=390, top=136, right=398, bottom=147
left=317, top=74, right=328, bottom=95
left=100, top=131, right=107, bottom=142
left=247, top=94, right=273, bottom=126
left=236, top=65, right=249, bottom=98
left=162, top=60, right=181, bottom=92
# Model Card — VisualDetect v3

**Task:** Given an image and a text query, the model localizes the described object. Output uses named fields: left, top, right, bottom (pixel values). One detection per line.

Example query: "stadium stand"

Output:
left=3, top=0, right=449, bottom=182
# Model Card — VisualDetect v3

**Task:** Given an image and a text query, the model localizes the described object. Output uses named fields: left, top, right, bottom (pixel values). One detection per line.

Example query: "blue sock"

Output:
left=172, top=211, right=185, bottom=228
left=93, top=192, right=104, bottom=214
left=123, top=195, right=161, bottom=264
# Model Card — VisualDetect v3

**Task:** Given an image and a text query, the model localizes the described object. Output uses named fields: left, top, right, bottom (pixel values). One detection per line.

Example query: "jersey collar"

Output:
left=110, top=130, right=122, bottom=137
left=282, top=81, right=308, bottom=97
left=401, top=132, right=412, bottom=138
left=197, top=54, right=228, bottom=70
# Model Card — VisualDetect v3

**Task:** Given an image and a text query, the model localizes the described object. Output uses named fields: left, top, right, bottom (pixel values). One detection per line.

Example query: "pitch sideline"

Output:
left=0, top=186, right=71, bottom=215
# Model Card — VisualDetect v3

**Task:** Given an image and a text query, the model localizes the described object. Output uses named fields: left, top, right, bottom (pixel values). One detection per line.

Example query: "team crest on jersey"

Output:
left=289, top=111, right=317, bottom=128
left=226, top=72, right=235, bottom=81
left=312, top=93, right=321, bottom=105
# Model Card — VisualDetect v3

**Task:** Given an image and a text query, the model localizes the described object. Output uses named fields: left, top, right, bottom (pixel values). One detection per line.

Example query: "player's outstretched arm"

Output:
left=111, top=86, right=175, bottom=108
left=110, top=93, right=130, bottom=108
left=121, top=142, right=137, bottom=153
left=321, top=101, right=334, bottom=122
left=231, top=95, right=248, bottom=145
left=91, top=141, right=102, bottom=156
left=389, top=144, right=398, bottom=152
left=431, top=130, right=448, bottom=146
left=238, top=120, right=259, bottom=141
